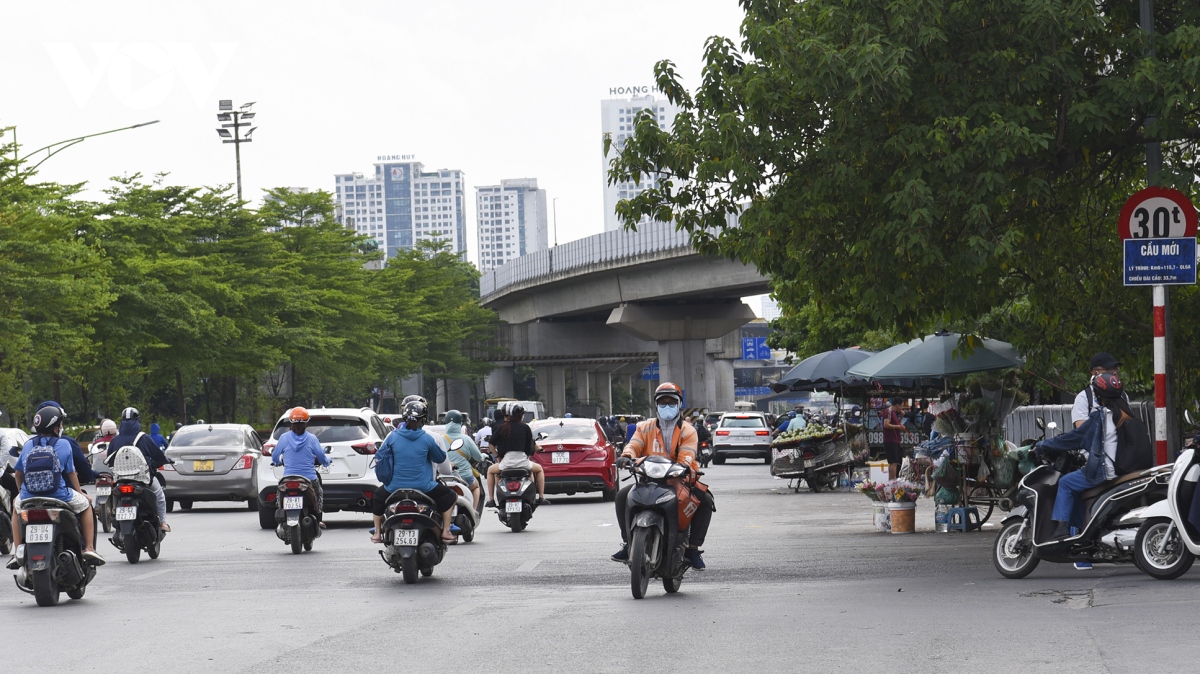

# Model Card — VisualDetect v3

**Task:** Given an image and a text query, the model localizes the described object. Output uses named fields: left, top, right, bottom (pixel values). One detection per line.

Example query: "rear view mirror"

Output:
left=1046, top=422, right=1058, bottom=431
left=8, top=446, right=18, bottom=457
left=1186, top=410, right=1196, bottom=427
left=450, top=438, right=464, bottom=451
left=1035, top=418, right=1045, bottom=431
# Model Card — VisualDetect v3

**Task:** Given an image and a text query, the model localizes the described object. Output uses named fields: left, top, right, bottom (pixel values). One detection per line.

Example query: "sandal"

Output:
left=441, top=534, right=457, bottom=543
left=370, top=534, right=383, bottom=544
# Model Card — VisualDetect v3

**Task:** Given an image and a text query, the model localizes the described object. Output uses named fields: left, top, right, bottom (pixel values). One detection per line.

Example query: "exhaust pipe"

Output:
left=356, top=498, right=368, bottom=507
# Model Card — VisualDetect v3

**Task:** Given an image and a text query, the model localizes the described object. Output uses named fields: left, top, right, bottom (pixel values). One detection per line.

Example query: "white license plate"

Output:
left=115, top=506, right=137, bottom=521
left=393, top=529, right=419, bottom=546
left=26, top=524, right=53, bottom=543
left=804, top=459, right=815, bottom=468
left=96, top=486, right=111, bottom=496
left=316, top=465, right=329, bottom=474
left=552, top=451, right=570, bottom=464
left=506, top=500, right=523, bottom=513
left=283, top=496, right=304, bottom=510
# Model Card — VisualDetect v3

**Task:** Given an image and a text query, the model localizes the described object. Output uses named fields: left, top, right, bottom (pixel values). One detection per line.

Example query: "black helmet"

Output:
left=1092, top=372, right=1124, bottom=400
left=444, top=409, right=464, bottom=425
left=32, top=405, right=66, bottom=434
left=402, top=399, right=428, bottom=423
left=508, top=404, right=525, bottom=420
left=401, top=395, right=427, bottom=407
left=121, top=406, right=140, bottom=421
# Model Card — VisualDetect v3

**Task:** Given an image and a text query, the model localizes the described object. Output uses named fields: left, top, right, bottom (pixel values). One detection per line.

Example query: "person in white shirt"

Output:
left=474, top=418, right=494, bottom=457
left=1072, top=352, right=1124, bottom=428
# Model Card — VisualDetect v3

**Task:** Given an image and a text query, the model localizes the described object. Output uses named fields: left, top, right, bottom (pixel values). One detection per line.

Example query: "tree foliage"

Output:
left=608, top=0, right=1200, bottom=399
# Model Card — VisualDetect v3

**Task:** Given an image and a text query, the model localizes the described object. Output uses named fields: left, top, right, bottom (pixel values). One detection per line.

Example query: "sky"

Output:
left=3, top=0, right=747, bottom=256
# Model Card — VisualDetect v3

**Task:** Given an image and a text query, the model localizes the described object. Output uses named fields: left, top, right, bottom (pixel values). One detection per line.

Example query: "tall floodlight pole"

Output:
left=216, top=100, right=257, bottom=203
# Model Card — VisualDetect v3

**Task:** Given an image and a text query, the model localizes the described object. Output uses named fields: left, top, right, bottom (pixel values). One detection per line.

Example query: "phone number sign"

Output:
left=1120, top=187, right=1198, bottom=286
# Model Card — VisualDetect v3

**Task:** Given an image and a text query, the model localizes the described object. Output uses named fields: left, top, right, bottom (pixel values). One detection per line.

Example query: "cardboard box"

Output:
left=867, top=460, right=889, bottom=483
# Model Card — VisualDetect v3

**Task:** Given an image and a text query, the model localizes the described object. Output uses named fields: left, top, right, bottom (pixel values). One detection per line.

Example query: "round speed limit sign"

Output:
left=1118, top=186, right=1197, bottom=240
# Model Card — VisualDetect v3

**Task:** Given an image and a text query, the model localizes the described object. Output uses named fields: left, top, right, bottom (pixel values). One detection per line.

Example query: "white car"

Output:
left=1, top=428, right=30, bottom=468
left=255, top=407, right=391, bottom=528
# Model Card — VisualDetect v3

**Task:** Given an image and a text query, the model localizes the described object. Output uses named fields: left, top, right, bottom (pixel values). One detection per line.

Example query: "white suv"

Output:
left=255, top=407, right=391, bottom=528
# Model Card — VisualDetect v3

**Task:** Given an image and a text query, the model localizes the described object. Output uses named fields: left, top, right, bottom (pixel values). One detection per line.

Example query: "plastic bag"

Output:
left=935, top=487, right=960, bottom=505
left=993, top=456, right=1018, bottom=488
left=933, top=457, right=960, bottom=488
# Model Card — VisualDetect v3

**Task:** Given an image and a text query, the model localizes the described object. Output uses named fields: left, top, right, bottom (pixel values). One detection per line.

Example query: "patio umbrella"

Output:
left=770, top=348, right=876, bottom=392
left=844, top=331, right=1024, bottom=380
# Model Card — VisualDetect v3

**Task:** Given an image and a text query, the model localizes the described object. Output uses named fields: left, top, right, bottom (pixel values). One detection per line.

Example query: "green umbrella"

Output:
left=844, top=331, right=1024, bottom=379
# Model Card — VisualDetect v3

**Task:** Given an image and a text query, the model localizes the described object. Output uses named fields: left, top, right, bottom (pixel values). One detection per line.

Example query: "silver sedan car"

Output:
left=160, top=423, right=263, bottom=512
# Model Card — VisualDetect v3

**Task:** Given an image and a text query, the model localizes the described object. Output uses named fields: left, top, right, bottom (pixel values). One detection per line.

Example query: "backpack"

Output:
left=111, top=434, right=151, bottom=484
left=1114, top=416, right=1154, bottom=475
left=23, top=438, right=64, bottom=495
left=373, top=442, right=394, bottom=484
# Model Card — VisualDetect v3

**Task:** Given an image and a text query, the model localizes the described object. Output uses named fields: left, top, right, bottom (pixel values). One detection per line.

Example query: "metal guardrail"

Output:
left=1002, top=403, right=1155, bottom=446
left=479, top=220, right=693, bottom=299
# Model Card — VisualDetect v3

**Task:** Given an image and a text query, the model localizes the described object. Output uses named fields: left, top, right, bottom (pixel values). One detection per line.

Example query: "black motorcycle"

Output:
left=1, top=463, right=15, bottom=555
left=93, top=471, right=115, bottom=534
left=110, top=479, right=166, bottom=564
left=495, top=466, right=538, bottom=532
left=992, top=421, right=1170, bottom=578
left=621, top=456, right=698, bottom=599
left=275, top=475, right=321, bottom=554
left=379, top=489, right=447, bottom=584
left=13, top=496, right=98, bottom=606
left=696, top=440, right=713, bottom=468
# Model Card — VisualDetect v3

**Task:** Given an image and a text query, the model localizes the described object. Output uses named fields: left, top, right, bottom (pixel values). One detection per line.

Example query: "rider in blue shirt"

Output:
left=271, top=407, right=330, bottom=524
left=370, top=400, right=456, bottom=543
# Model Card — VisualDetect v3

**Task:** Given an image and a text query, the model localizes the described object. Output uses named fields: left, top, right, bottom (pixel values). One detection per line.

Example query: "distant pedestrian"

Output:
left=882, top=397, right=907, bottom=480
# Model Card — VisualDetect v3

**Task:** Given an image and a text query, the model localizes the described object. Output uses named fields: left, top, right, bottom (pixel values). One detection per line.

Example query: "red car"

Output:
left=530, top=418, right=619, bottom=501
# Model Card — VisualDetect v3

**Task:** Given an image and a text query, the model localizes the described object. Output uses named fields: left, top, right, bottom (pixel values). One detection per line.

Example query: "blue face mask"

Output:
left=657, top=404, right=680, bottom=421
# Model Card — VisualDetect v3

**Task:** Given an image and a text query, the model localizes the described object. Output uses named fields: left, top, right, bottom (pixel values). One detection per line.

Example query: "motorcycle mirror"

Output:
left=450, top=438, right=464, bottom=451
left=324, top=446, right=332, bottom=454
left=1035, top=418, right=1045, bottom=431
left=1186, top=410, right=1196, bottom=427
left=7, top=446, right=18, bottom=457
left=1046, top=421, right=1058, bottom=431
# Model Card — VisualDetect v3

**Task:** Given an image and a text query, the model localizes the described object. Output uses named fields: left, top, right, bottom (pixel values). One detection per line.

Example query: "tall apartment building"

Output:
left=475, top=178, right=549, bottom=271
left=334, top=156, right=466, bottom=259
left=600, top=90, right=680, bottom=232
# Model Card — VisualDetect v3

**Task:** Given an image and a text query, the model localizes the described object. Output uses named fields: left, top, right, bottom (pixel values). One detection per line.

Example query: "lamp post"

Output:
left=552, top=197, right=559, bottom=247
left=13, top=120, right=160, bottom=173
left=215, top=100, right=257, bottom=203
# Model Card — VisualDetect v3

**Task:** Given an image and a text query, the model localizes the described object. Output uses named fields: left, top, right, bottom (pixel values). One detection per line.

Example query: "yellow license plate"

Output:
left=193, top=460, right=214, bottom=472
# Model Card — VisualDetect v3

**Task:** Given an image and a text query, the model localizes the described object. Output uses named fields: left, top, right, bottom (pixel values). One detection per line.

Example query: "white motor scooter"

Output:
left=1132, top=446, right=1200, bottom=579
left=438, top=439, right=480, bottom=543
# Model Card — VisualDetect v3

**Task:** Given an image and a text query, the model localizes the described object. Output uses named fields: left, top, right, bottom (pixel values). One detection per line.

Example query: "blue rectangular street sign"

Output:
left=1124, top=237, right=1197, bottom=286
left=640, top=362, right=660, bottom=381
left=756, top=337, right=772, bottom=360
left=742, top=336, right=772, bottom=360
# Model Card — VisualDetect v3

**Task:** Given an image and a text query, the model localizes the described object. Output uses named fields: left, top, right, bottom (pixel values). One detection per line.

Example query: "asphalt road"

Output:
left=1, top=462, right=1196, bottom=673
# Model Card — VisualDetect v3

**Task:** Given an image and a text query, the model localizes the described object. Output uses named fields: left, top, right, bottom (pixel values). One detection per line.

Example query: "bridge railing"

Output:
left=480, top=220, right=693, bottom=298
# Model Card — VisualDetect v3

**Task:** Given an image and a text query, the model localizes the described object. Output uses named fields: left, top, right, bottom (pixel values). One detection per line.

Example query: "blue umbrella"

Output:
left=770, top=348, right=877, bottom=392
left=845, top=331, right=1024, bottom=380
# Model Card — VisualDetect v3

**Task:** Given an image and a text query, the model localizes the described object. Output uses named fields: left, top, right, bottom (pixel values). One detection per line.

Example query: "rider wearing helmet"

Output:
left=106, top=407, right=172, bottom=531
left=7, top=404, right=104, bottom=569
left=97, top=418, right=118, bottom=444
left=442, top=410, right=484, bottom=511
left=371, top=399, right=457, bottom=544
left=1036, top=373, right=1137, bottom=540
left=35, top=401, right=94, bottom=485
left=484, top=402, right=550, bottom=508
left=271, top=407, right=330, bottom=526
left=612, top=382, right=714, bottom=570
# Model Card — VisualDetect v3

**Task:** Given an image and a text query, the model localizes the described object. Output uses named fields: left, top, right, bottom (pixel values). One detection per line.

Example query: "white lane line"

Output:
left=516, top=560, right=540, bottom=572
left=127, top=568, right=174, bottom=582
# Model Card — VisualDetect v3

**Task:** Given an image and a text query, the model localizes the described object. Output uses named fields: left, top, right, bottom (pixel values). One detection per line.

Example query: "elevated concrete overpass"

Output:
left=480, top=221, right=770, bottom=415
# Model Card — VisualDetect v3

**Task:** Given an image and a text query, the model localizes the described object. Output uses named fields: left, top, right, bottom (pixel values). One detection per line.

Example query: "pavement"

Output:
left=1, top=462, right=1196, bottom=673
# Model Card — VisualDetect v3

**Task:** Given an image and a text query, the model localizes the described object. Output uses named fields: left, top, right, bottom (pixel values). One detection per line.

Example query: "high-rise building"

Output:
left=334, top=157, right=466, bottom=259
left=600, top=91, right=681, bottom=232
left=760, top=296, right=781, bottom=322
left=475, top=178, right=549, bottom=270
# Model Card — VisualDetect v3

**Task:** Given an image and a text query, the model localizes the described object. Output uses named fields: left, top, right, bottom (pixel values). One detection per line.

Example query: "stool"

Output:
left=946, top=506, right=981, bottom=532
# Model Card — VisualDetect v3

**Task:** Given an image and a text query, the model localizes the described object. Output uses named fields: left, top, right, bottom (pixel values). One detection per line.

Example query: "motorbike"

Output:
left=93, top=471, right=115, bottom=534
left=13, top=496, right=99, bottom=606
left=620, top=455, right=699, bottom=599
left=275, top=475, right=322, bottom=554
left=494, top=464, right=538, bottom=532
left=1131, top=447, right=1200, bottom=579
left=992, top=420, right=1171, bottom=578
left=440, top=446, right=479, bottom=543
left=1, top=462, right=16, bottom=555
left=379, top=489, right=448, bottom=584
left=696, top=440, right=713, bottom=468
left=108, top=446, right=167, bottom=565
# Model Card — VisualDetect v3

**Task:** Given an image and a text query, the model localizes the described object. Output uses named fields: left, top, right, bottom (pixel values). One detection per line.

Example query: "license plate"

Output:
left=26, top=524, right=52, bottom=543
left=115, top=506, right=137, bottom=521
left=316, top=465, right=329, bottom=474
left=393, top=529, right=419, bottom=546
left=804, top=459, right=815, bottom=468
left=506, top=500, right=523, bottom=513
left=552, top=451, right=569, bottom=464
left=96, top=486, right=111, bottom=496
left=283, top=496, right=303, bottom=510
left=193, top=460, right=214, bottom=472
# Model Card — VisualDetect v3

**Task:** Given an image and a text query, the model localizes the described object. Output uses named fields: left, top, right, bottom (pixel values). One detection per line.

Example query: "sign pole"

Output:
left=1153, top=284, right=1169, bottom=464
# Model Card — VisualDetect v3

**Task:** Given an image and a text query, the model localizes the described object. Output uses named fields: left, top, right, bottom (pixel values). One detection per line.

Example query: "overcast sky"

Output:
left=4, top=0, right=746, bottom=254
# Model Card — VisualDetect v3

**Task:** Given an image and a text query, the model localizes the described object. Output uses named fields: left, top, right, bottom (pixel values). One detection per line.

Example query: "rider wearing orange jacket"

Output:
left=612, top=382, right=714, bottom=569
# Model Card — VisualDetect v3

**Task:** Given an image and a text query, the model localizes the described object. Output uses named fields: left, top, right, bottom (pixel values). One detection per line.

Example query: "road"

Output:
left=1, top=462, right=1196, bottom=673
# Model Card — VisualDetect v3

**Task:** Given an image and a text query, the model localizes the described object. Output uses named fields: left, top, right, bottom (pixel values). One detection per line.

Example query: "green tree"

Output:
left=608, top=0, right=1200, bottom=398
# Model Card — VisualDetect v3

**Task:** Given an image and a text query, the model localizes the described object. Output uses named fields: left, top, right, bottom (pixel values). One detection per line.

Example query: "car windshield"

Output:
left=721, top=416, right=766, bottom=428
left=532, top=422, right=599, bottom=444
left=273, top=417, right=369, bottom=443
left=76, top=430, right=97, bottom=443
left=171, top=428, right=246, bottom=447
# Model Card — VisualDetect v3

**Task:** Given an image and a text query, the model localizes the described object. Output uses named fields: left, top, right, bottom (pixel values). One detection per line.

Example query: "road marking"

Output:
left=128, top=568, right=174, bottom=582
left=516, top=560, right=540, bottom=572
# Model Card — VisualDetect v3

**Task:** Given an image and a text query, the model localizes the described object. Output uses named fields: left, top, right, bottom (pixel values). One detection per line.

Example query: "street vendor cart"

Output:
left=771, top=423, right=865, bottom=492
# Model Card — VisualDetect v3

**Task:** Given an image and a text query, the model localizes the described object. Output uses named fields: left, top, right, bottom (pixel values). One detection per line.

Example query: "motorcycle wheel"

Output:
left=401, top=555, right=419, bottom=584
left=101, top=502, right=113, bottom=534
left=32, top=569, right=60, bottom=607
left=67, top=585, right=86, bottom=600
left=148, top=535, right=161, bottom=560
left=303, top=540, right=313, bottom=552
left=0, top=538, right=9, bottom=556
left=509, top=516, right=526, bottom=533
left=993, top=519, right=1039, bottom=579
left=289, top=525, right=302, bottom=555
left=1135, top=518, right=1196, bottom=580
left=808, top=472, right=822, bottom=493
left=258, top=505, right=275, bottom=530
left=663, top=574, right=682, bottom=594
left=461, top=519, right=475, bottom=543
left=629, top=527, right=652, bottom=600
left=126, top=544, right=141, bottom=564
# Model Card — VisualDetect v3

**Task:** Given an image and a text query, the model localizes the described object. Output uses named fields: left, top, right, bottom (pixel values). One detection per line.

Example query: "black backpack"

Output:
left=1114, top=416, right=1154, bottom=475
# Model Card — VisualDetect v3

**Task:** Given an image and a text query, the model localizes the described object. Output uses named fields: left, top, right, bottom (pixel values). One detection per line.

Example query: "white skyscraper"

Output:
left=761, top=296, right=782, bottom=322
left=475, top=178, right=549, bottom=271
left=334, top=156, right=466, bottom=259
left=600, top=90, right=681, bottom=232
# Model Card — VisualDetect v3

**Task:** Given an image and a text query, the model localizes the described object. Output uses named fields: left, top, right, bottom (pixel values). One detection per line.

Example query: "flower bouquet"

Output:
left=856, top=479, right=922, bottom=503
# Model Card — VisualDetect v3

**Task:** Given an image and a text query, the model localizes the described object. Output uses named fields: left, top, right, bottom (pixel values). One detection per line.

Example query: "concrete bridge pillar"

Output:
left=486, top=366, right=514, bottom=399
left=535, top=365, right=567, bottom=417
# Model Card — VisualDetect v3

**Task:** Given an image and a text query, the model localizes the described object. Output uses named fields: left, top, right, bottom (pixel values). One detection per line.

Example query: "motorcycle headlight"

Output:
left=642, top=462, right=669, bottom=479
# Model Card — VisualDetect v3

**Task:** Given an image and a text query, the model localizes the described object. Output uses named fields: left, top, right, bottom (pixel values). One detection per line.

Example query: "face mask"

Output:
left=657, top=404, right=680, bottom=421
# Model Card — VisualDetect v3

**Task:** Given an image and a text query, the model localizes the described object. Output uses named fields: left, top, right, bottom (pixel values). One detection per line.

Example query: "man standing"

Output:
left=882, top=398, right=907, bottom=480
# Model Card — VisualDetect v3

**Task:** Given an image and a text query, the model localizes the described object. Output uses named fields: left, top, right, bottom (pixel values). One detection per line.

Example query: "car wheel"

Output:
left=179, top=500, right=193, bottom=511
left=258, top=505, right=275, bottom=530
left=166, top=500, right=175, bottom=513
left=602, top=482, right=617, bottom=502
left=247, top=498, right=258, bottom=512
left=713, top=456, right=726, bottom=465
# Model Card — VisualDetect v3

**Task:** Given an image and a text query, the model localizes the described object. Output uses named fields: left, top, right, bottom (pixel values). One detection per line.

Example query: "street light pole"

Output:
left=216, top=100, right=257, bottom=203
left=14, top=120, right=160, bottom=173
left=552, top=197, right=559, bottom=247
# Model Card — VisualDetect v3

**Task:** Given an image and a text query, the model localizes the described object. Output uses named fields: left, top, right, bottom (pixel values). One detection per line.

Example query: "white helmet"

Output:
left=100, top=419, right=117, bottom=435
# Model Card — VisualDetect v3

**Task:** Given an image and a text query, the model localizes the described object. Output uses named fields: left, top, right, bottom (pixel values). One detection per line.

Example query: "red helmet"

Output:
left=654, top=382, right=683, bottom=405
left=288, top=407, right=311, bottom=423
